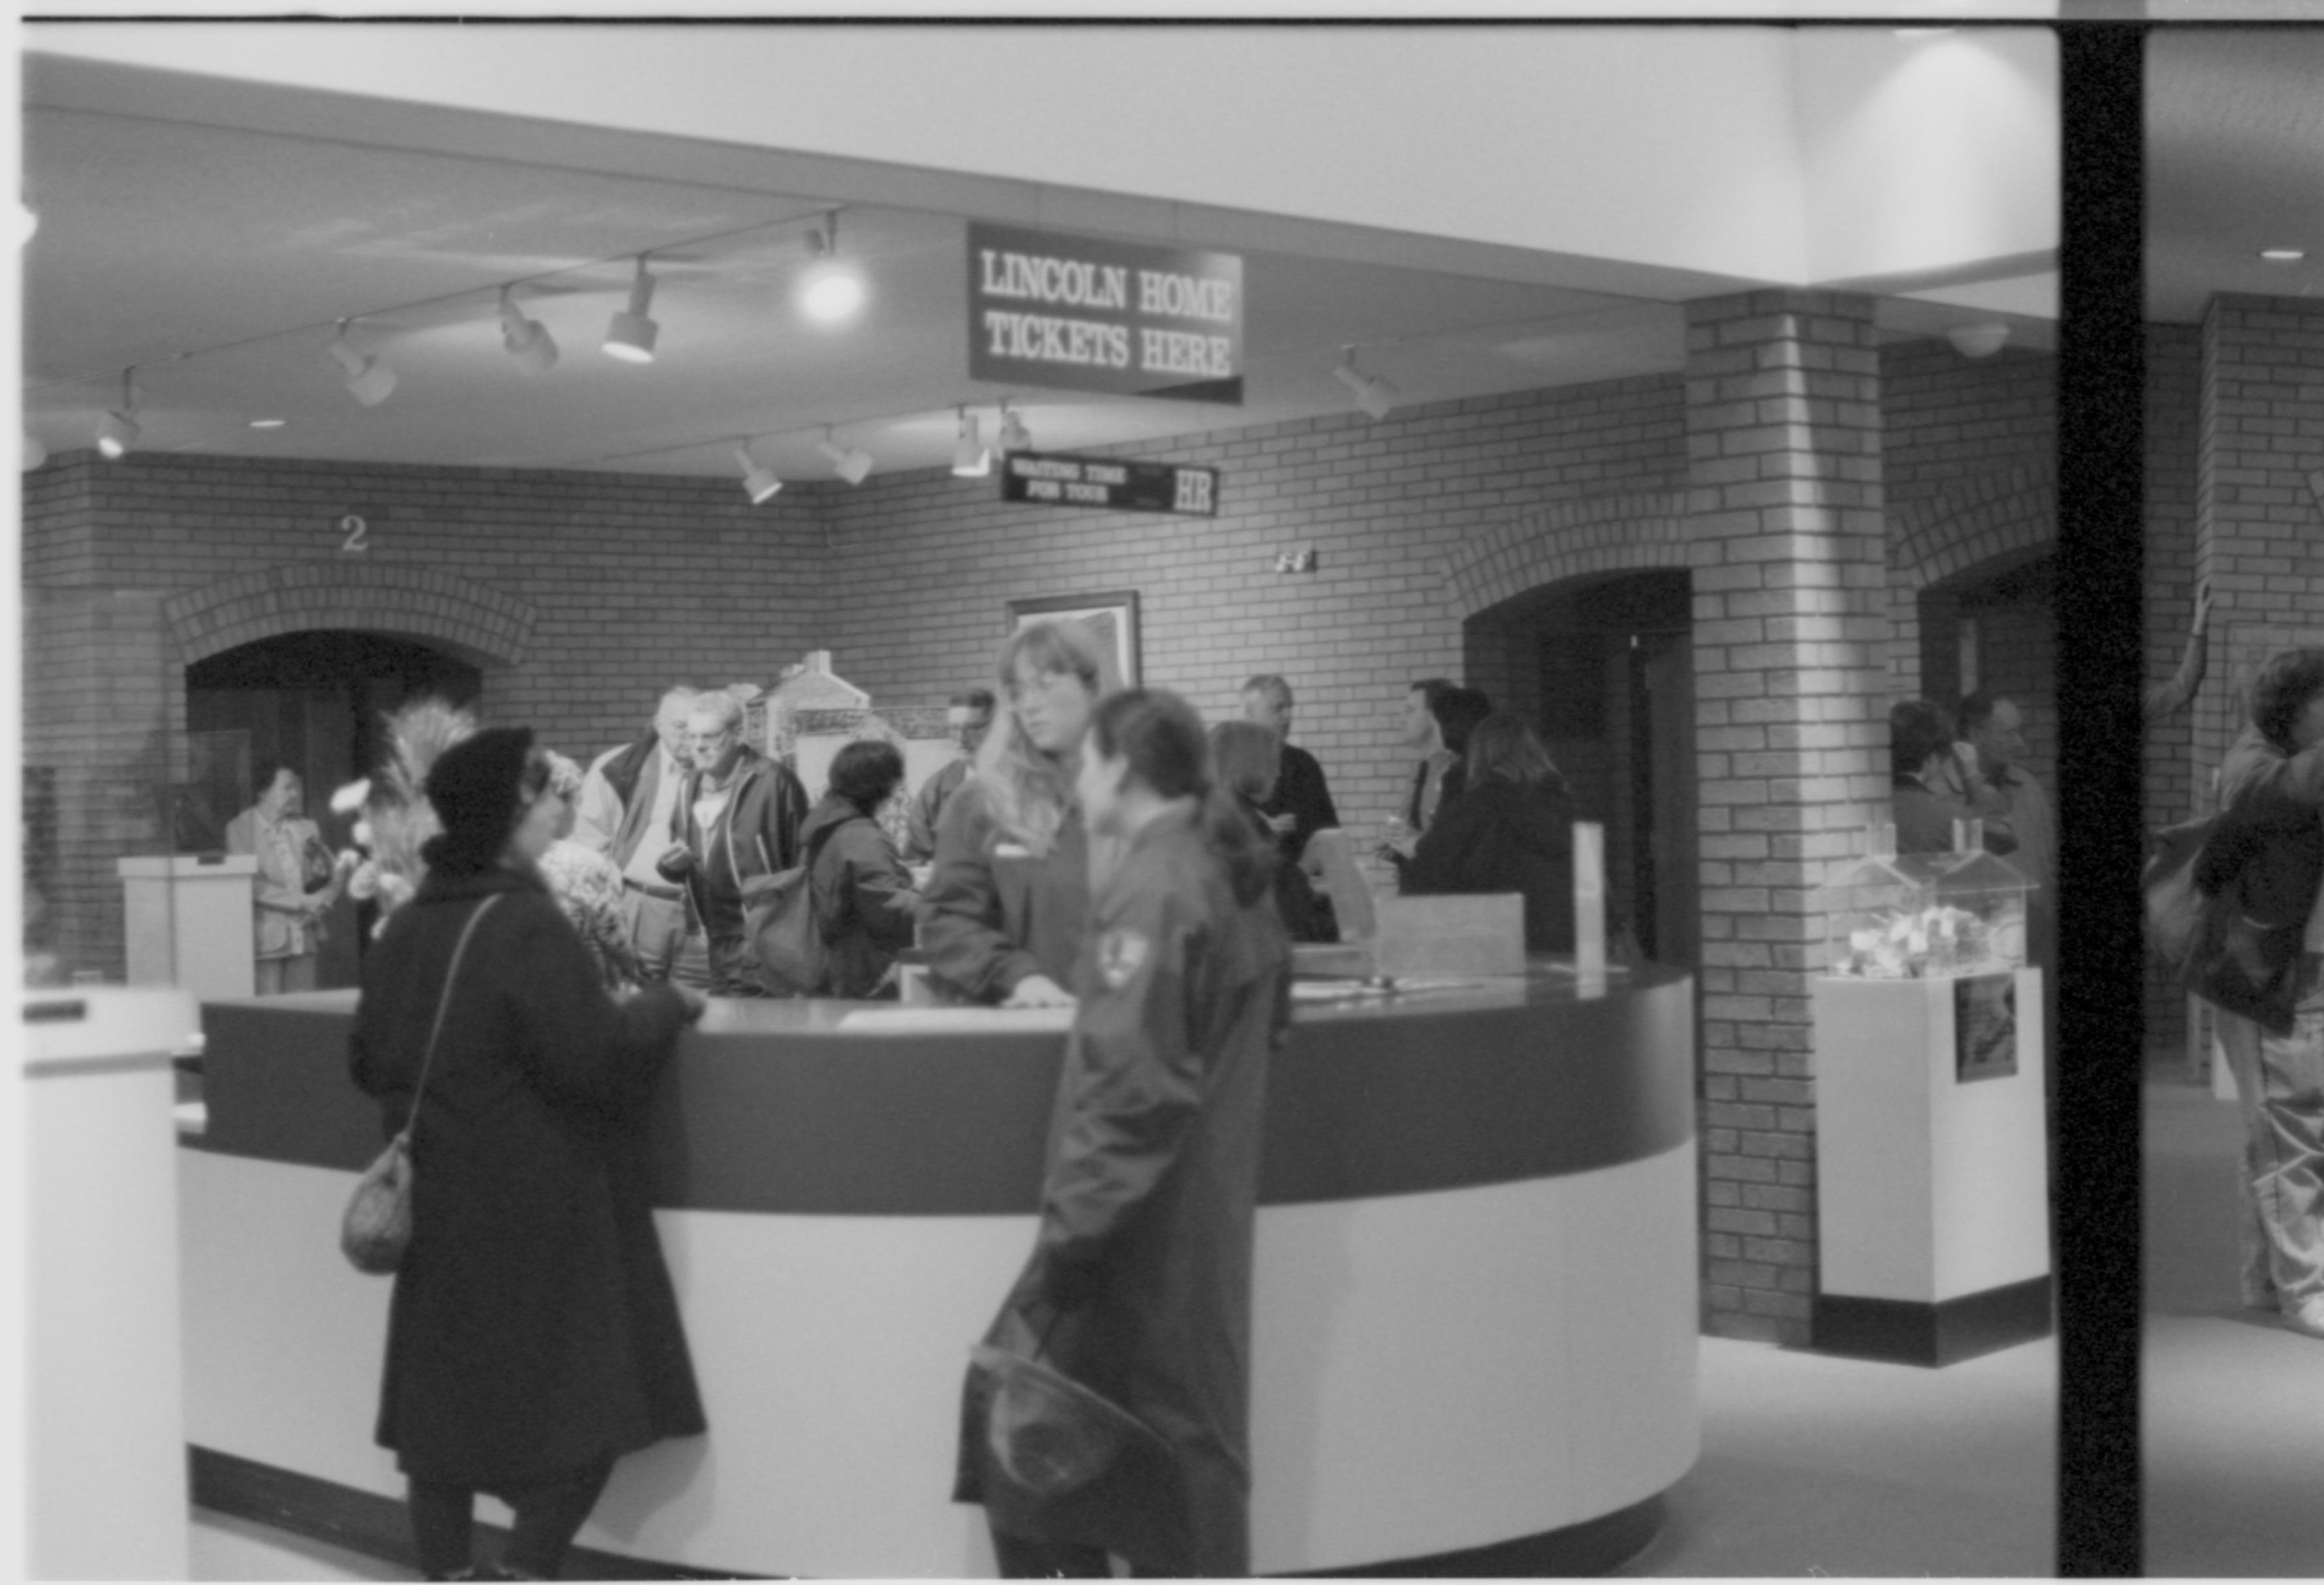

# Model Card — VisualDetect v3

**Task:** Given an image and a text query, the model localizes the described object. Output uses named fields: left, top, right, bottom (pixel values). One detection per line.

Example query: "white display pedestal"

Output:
left=1809, top=968, right=2052, bottom=1366
left=22, top=987, right=203, bottom=1578
left=118, top=853, right=257, bottom=999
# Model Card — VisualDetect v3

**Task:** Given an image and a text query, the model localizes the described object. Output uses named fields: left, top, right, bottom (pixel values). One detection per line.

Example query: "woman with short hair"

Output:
left=797, top=737, right=927, bottom=998
left=349, top=727, right=707, bottom=1580
left=225, top=761, right=347, bottom=993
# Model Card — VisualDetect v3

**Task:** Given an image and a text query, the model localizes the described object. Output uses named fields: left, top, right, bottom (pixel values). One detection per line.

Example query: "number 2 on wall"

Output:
left=340, top=514, right=370, bottom=554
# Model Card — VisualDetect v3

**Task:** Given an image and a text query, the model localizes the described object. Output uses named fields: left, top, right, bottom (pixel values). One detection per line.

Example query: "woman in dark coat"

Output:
left=1402, top=710, right=1580, bottom=952
left=1210, top=717, right=1333, bottom=943
left=957, top=689, right=1292, bottom=1578
left=349, top=727, right=707, bottom=1581
left=799, top=737, right=927, bottom=997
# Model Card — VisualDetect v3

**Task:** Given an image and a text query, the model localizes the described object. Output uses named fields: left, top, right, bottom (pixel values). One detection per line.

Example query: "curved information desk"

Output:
left=180, top=964, right=1698, bottom=1578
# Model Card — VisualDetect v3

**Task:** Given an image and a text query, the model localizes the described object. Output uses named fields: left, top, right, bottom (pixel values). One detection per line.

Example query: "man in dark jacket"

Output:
left=1240, top=673, right=1339, bottom=864
left=801, top=739, right=927, bottom=997
left=658, top=690, right=808, bottom=996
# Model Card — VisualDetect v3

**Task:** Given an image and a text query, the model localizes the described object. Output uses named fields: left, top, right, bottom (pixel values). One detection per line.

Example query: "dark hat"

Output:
left=424, top=726, right=535, bottom=873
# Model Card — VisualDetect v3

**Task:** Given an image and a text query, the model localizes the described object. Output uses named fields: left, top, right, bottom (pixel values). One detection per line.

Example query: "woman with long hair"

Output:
left=1402, top=710, right=1582, bottom=952
left=957, top=688, right=1291, bottom=1578
left=349, top=727, right=707, bottom=1580
left=921, top=620, right=1107, bottom=1006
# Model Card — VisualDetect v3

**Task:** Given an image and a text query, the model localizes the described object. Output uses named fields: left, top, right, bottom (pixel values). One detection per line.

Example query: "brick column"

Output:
left=1683, top=291, right=1891, bottom=1345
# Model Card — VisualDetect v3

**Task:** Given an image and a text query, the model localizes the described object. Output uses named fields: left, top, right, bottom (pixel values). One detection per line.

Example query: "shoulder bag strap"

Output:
left=396, top=893, right=503, bottom=1147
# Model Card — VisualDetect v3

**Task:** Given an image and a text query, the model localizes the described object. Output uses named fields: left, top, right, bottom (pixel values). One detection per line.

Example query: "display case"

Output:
left=1817, top=827, right=2034, bottom=981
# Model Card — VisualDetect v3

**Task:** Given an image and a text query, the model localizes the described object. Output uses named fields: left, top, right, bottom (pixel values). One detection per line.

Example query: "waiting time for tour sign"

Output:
left=968, top=222, right=1243, bottom=404
left=1001, top=451, right=1220, bottom=517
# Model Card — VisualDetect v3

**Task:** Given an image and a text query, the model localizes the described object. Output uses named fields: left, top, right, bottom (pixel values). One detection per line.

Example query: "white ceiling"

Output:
left=2146, top=27, right=2324, bottom=325
left=18, top=33, right=2074, bottom=487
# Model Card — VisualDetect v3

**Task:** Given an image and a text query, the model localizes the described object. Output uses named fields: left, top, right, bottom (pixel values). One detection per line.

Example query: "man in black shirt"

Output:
left=1240, top=673, right=1339, bottom=866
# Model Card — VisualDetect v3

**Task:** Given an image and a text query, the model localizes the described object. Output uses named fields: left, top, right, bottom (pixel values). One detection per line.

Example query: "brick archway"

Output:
left=1884, top=465, right=2056, bottom=695
left=161, top=562, right=537, bottom=668
left=1442, top=491, right=1690, bottom=621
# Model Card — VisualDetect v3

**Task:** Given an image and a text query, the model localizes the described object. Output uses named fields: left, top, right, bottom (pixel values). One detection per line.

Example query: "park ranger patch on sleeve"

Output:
left=1097, top=927, right=1150, bottom=991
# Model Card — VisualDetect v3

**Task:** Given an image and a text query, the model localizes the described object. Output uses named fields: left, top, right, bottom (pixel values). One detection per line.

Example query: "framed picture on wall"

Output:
left=1006, top=591, right=1142, bottom=694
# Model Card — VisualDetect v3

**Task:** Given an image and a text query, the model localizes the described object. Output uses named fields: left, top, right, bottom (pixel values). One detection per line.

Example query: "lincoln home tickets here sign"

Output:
left=969, top=222, right=1243, bottom=404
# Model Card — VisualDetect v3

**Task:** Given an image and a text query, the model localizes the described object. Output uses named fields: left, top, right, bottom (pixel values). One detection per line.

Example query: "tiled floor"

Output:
left=192, top=1329, right=2056, bottom=1580
left=2142, top=1071, right=2324, bottom=1577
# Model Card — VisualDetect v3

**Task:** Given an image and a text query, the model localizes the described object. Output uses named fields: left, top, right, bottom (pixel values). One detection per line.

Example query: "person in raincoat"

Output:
left=798, top=737, right=927, bottom=997
left=349, top=726, right=707, bottom=1581
left=922, top=620, right=1108, bottom=1006
left=957, top=688, right=1293, bottom=1578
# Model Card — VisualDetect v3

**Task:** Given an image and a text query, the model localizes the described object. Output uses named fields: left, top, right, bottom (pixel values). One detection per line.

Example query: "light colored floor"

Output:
left=2142, top=1072, right=2324, bottom=1577
left=193, top=1331, right=2057, bottom=1580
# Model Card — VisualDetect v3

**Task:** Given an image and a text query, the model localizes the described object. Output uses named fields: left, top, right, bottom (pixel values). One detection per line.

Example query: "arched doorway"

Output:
left=1917, top=551, right=2056, bottom=781
left=1464, top=569, right=1697, bottom=966
left=185, top=632, right=482, bottom=988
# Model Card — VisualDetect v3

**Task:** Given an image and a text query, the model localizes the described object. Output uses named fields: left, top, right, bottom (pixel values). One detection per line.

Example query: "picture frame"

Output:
left=1006, top=590, right=1142, bottom=694
left=1953, top=972, right=2019, bottom=1083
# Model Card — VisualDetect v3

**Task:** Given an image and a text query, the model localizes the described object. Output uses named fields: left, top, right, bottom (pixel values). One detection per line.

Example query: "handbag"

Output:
left=341, top=894, right=501, bottom=1275
left=746, top=820, right=847, bottom=995
left=970, top=1304, right=1169, bottom=1499
left=300, top=829, right=339, bottom=893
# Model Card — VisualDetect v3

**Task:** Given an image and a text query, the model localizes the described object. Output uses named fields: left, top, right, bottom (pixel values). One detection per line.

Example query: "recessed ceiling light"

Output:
left=2260, top=249, right=2308, bottom=263
left=248, top=417, right=287, bottom=429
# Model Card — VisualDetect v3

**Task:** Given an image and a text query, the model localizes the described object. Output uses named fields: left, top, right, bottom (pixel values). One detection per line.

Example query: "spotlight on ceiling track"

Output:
left=1946, top=321, right=2011, bottom=359
left=603, top=257, right=660, bottom=364
left=499, top=286, right=560, bottom=374
left=1332, top=345, right=1398, bottom=421
left=735, top=444, right=783, bottom=505
left=330, top=321, right=398, bottom=406
left=952, top=408, right=991, bottom=477
left=799, top=210, right=867, bottom=324
left=95, top=367, right=140, bottom=459
left=996, top=402, right=1033, bottom=455
left=816, top=429, right=874, bottom=486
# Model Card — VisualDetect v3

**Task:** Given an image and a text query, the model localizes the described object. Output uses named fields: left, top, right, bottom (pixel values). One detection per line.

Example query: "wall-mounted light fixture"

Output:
left=499, top=285, right=560, bottom=374
left=330, top=320, right=398, bottom=406
left=95, top=367, right=141, bottom=458
left=1332, top=345, right=1397, bottom=421
left=735, top=443, right=782, bottom=505
left=1945, top=321, right=2011, bottom=359
left=952, top=408, right=991, bottom=477
left=603, top=256, right=660, bottom=363
left=799, top=210, right=867, bottom=324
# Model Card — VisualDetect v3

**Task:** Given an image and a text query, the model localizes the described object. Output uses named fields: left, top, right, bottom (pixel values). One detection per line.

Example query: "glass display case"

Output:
left=1818, top=826, right=2034, bottom=980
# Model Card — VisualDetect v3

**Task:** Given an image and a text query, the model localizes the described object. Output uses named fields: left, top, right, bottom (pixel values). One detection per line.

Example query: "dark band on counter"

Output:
left=190, top=972, right=1694, bottom=1213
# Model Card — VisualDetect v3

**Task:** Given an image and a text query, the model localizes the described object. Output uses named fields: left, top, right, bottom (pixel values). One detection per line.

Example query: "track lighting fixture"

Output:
left=799, top=210, right=867, bottom=324
left=735, top=444, right=782, bottom=505
left=330, top=321, right=398, bottom=407
left=499, top=286, right=559, bottom=374
left=603, top=257, right=660, bottom=364
left=1332, top=346, right=1398, bottom=421
left=816, top=429, right=874, bottom=485
left=1945, top=321, right=2011, bottom=359
left=996, top=402, right=1033, bottom=455
left=95, top=368, right=140, bottom=459
left=952, top=409, right=991, bottom=477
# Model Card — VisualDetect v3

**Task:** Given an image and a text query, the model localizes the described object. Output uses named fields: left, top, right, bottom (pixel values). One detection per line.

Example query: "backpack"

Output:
left=746, top=820, right=847, bottom=995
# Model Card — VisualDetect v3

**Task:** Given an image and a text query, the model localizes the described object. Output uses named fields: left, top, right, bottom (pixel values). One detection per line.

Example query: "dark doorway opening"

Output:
left=186, top=632, right=483, bottom=988
left=1465, top=569, right=1696, bottom=967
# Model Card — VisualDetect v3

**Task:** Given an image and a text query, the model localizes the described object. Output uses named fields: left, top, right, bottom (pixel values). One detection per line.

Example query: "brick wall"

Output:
left=2143, top=325, right=2203, bottom=1055
left=22, top=451, right=830, bottom=976
left=1683, top=291, right=1892, bottom=1345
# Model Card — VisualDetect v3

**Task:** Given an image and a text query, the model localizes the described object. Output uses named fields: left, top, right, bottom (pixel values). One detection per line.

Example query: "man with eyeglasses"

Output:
left=655, top=690, right=809, bottom=995
left=905, top=688, right=996, bottom=863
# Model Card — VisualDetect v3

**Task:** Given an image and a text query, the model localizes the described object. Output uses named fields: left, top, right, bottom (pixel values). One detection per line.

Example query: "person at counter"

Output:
left=1212, top=718, right=1333, bottom=943
left=537, top=750, right=644, bottom=992
left=906, top=688, right=997, bottom=863
left=1890, top=699, right=2018, bottom=858
left=226, top=761, right=349, bottom=994
left=1239, top=673, right=1339, bottom=863
left=958, top=688, right=1291, bottom=1579
left=574, top=684, right=699, bottom=982
left=658, top=690, right=810, bottom=996
left=801, top=738, right=928, bottom=998
left=921, top=622, right=1104, bottom=1007
left=1402, top=711, right=1579, bottom=952
left=349, top=726, right=707, bottom=1584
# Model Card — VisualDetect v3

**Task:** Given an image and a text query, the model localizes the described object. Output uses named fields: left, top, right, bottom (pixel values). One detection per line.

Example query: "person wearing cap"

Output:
left=349, top=726, right=708, bottom=1582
